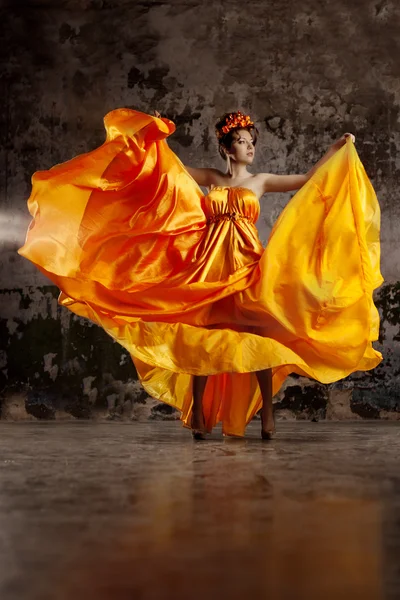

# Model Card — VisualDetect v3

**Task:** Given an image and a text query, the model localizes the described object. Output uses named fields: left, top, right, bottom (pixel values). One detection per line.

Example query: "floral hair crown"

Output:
left=216, top=111, right=254, bottom=140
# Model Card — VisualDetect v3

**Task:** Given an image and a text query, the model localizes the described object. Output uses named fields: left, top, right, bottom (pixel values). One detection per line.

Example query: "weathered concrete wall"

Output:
left=1, top=0, right=400, bottom=421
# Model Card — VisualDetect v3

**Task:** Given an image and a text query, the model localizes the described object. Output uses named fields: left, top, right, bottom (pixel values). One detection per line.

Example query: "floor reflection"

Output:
left=53, top=458, right=383, bottom=600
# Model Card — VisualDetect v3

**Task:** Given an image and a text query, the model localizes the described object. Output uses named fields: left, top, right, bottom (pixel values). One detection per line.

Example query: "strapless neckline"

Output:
left=208, top=185, right=259, bottom=200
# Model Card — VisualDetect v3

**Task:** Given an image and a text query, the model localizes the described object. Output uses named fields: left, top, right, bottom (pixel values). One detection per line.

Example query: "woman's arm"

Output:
left=185, top=166, right=222, bottom=187
left=260, top=133, right=355, bottom=194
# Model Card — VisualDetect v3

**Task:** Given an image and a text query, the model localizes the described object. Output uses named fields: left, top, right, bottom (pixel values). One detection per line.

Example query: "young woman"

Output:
left=163, top=110, right=356, bottom=439
left=18, top=108, right=382, bottom=440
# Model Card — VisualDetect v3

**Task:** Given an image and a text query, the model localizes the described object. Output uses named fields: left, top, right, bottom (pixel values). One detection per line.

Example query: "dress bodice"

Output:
left=203, top=186, right=260, bottom=224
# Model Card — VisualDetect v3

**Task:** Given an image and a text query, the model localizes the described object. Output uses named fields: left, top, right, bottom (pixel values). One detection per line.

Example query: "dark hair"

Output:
left=215, top=112, right=259, bottom=160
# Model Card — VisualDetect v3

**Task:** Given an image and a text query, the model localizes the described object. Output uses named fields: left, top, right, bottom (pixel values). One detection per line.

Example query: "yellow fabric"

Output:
left=18, top=108, right=383, bottom=436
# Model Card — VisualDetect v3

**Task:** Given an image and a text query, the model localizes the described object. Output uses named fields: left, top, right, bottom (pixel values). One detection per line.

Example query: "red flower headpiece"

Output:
left=216, top=111, right=254, bottom=140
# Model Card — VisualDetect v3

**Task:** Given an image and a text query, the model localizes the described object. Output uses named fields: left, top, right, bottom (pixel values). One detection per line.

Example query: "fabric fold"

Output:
left=18, top=108, right=383, bottom=436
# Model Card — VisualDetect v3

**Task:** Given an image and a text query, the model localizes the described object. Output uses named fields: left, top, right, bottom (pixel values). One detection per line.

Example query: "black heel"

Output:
left=261, top=414, right=276, bottom=440
left=190, top=412, right=207, bottom=440
left=261, top=429, right=276, bottom=440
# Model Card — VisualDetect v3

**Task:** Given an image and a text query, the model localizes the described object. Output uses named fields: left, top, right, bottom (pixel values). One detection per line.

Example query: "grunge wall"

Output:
left=1, top=0, right=399, bottom=420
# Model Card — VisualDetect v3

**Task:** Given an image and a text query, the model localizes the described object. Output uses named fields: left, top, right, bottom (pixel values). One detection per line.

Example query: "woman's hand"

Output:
left=290, top=132, right=356, bottom=187
left=331, top=132, right=355, bottom=150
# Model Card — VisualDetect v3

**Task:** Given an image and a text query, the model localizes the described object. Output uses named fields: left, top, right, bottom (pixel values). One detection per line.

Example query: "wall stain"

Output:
left=1, top=1, right=399, bottom=420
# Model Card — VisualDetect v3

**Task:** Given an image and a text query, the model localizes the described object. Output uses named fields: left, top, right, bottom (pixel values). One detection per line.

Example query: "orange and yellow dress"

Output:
left=18, top=108, right=383, bottom=436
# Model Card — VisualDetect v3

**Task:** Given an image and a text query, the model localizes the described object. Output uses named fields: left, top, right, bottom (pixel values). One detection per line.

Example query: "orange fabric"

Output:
left=18, top=108, right=383, bottom=436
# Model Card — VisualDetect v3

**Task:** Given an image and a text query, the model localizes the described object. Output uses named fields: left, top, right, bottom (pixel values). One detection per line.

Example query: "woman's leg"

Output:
left=191, top=375, right=208, bottom=432
left=255, top=368, right=275, bottom=438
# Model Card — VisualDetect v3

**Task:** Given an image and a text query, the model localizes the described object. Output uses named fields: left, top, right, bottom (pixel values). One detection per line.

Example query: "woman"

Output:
left=170, top=110, right=356, bottom=439
left=18, top=108, right=383, bottom=440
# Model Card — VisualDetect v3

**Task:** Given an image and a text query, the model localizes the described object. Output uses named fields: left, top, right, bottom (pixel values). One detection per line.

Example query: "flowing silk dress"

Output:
left=18, top=108, right=383, bottom=436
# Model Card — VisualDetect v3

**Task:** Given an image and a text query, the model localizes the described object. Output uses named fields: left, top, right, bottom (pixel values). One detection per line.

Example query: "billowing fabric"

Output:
left=18, top=108, right=383, bottom=436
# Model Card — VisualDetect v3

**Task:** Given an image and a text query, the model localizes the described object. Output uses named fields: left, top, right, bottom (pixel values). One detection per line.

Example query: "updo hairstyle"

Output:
left=215, top=111, right=259, bottom=160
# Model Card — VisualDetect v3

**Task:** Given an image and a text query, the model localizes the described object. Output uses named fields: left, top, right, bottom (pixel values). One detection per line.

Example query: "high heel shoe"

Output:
left=261, top=415, right=276, bottom=440
left=261, top=429, right=276, bottom=440
left=190, top=412, right=207, bottom=440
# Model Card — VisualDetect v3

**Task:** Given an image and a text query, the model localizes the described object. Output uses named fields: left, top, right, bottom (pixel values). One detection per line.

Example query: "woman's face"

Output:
left=226, top=129, right=255, bottom=165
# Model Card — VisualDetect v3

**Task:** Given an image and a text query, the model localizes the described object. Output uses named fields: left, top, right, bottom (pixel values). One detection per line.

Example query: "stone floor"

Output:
left=0, top=421, right=399, bottom=600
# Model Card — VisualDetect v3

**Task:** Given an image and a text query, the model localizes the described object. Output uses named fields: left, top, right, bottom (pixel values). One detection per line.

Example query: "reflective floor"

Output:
left=0, top=421, right=399, bottom=600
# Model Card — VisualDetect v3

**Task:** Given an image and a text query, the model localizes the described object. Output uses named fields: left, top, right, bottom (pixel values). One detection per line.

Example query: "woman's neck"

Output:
left=226, top=163, right=251, bottom=181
